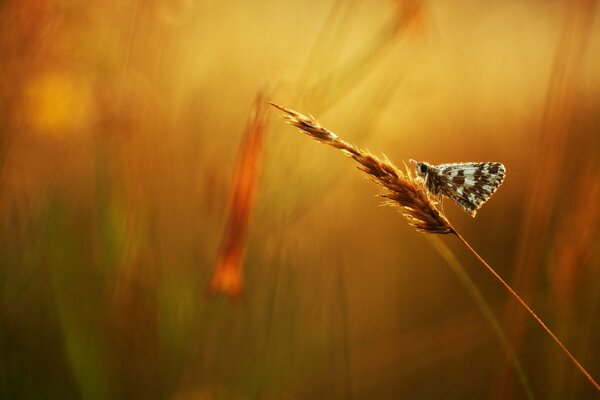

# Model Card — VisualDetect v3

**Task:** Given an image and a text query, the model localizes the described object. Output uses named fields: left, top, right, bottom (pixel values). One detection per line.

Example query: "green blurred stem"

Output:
left=449, top=230, right=600, bottom=393
left=427, top=235, right=534, bottom=400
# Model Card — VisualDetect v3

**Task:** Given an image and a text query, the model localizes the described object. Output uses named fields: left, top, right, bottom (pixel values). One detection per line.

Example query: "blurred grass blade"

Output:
left=46, top=200, right=112, bottom=399
left=427, top=235, right=534, bottom=400
left=498, top=0, right=597, bottom=393
left=453, top=230, right=600, bottom=393
left=208, top=93, right=269, bottom=300
left=306, top=3, right=415, bottom=110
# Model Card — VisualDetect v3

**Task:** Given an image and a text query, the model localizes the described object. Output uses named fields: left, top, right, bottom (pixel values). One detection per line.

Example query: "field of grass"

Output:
left=1, top=1, right=599, bottom=399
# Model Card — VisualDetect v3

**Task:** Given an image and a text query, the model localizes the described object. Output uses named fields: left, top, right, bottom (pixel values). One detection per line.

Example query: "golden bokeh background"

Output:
left=1, top=0, right=599, bottom=398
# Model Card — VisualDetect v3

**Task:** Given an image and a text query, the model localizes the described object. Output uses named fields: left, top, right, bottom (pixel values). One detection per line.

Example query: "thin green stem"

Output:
left=427, top=235, right=534, bottom=400
left=452, top=229, right=600, bottom=393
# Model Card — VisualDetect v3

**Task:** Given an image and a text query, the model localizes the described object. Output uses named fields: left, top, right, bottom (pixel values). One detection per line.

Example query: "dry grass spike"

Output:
left=269, top=102, right=453, bottom=234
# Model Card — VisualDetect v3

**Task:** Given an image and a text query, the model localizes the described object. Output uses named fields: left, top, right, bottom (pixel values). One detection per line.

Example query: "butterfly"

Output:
left=409, top=160, right=506, bottom=217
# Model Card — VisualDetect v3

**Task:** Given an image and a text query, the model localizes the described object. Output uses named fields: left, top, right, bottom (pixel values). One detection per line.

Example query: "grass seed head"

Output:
left=269, top=102, right=453, bottom=234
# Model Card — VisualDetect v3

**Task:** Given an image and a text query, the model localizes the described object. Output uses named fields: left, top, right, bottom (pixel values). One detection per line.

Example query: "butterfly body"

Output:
left=410, top=160, right=506, bottom=217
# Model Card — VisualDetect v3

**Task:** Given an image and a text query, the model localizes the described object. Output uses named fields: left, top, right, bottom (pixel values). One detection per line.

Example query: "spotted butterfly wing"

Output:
left=434, top=162, right=506, bottom=217
left=411, top=160, right=506, bottom=217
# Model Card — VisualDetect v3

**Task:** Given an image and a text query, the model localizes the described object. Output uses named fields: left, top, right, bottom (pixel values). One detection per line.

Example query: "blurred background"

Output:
left=1, top=0, right=599, bottom=398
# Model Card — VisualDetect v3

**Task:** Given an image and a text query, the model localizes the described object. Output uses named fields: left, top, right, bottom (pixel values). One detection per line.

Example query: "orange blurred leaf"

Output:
left=394, top=0, right=428, bottom=38
left=208, top=92, right=268, bottom=300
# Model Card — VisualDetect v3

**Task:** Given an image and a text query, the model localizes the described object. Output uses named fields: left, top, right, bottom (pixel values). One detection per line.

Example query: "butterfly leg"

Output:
left=437, top=194, right=445, bottom=214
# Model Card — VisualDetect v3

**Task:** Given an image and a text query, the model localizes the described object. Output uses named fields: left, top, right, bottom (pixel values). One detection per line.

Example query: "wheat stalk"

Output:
left=269, top=102, right=600, bottom=394
left=269, top=102, right=452, bottom=234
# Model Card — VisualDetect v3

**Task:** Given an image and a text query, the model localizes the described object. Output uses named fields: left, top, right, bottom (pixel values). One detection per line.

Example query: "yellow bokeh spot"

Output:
left=24, top=72, right=94, bottom=137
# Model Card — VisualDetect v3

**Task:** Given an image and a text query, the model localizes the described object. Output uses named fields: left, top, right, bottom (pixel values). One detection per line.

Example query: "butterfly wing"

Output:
left=435, top=162, right=506, bottom=217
